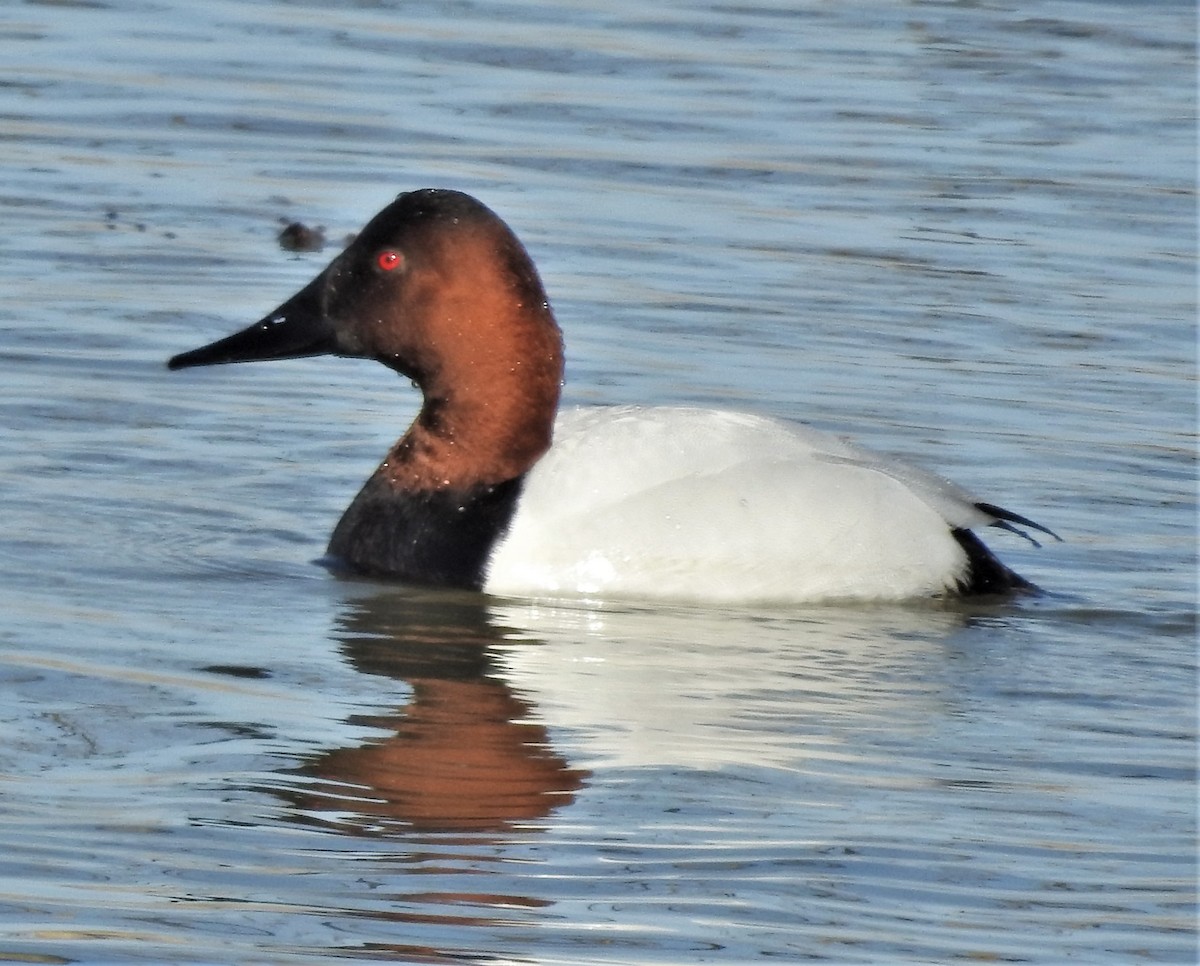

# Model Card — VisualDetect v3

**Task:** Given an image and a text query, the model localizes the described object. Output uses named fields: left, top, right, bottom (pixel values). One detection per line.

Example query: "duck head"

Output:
left=169, top=189, right=565, bottom=488
left=169, top=189, right=562, bottom=383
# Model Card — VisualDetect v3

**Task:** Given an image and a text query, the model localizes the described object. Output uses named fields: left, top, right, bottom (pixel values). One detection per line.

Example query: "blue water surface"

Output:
left=0, top=0, right=1195, bottom=962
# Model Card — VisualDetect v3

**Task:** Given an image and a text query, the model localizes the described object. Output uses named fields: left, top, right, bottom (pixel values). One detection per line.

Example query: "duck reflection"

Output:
left=286, top=588, right=586, bottom=834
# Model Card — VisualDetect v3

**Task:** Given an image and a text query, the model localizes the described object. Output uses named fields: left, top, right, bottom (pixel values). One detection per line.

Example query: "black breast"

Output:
left=326, top=475, right=524, bottom=590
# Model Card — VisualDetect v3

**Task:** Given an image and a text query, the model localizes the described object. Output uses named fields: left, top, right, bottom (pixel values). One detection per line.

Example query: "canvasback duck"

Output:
left=169, top=188, right=1056, bottom=603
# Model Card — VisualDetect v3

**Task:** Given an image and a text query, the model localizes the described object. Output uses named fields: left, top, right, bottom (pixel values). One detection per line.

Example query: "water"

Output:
left=2, top=0, right=1195, bottom=962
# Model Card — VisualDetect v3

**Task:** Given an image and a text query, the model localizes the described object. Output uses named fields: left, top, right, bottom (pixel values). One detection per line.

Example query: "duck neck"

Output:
left=382, top=335, right=563, bottom=494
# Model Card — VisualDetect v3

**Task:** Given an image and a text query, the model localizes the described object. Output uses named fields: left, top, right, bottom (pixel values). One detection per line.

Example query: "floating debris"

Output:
left=277, top=220, right=326, bottom=252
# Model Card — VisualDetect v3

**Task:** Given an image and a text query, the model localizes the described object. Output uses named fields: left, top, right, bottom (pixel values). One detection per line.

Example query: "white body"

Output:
left=485, top=406, right=998, bottom=603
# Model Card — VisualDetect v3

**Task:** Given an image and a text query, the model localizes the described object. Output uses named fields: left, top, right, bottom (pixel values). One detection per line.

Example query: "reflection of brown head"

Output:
left=299, top=675, right=584, bottom=832
left=285, top=590, right=586, bottom=834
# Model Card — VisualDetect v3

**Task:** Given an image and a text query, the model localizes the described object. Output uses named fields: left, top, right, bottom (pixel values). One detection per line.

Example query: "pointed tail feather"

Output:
left=975, top=501, right=1061, bottom=549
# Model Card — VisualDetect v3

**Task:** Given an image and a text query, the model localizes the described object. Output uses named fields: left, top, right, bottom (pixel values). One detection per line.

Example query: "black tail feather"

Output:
left=952, top=528, right=1039, bottom=596
left=975, top=501, right=1061, bottom=548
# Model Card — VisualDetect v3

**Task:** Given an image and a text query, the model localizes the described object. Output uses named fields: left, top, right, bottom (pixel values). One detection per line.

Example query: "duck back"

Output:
left=484, top=406, right=1022, bottom=603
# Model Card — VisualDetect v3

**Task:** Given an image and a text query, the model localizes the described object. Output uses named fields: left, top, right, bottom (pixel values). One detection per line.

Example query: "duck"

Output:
left=168, top=188, right=1057, bottom=603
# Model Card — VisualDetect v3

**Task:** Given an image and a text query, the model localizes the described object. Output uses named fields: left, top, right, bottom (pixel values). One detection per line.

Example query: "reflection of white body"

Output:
left=493, top=597, right=963, bottom=770
left=488, top=407, right=1001, bottom=603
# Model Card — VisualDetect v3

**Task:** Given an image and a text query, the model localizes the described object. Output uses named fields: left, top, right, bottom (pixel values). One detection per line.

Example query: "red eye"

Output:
left=376, top=250, right=403, bottom=271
